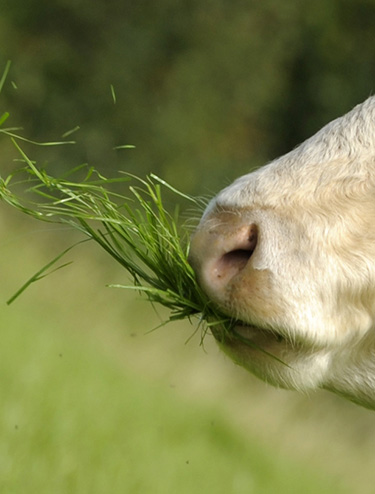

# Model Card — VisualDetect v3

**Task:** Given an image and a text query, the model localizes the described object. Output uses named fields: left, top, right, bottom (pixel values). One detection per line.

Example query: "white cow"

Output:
left=189, top=97, right=375, bottom=409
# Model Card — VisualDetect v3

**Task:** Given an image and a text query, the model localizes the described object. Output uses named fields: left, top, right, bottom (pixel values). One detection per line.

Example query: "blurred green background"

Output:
left=1, top=1, right=375, bottom=492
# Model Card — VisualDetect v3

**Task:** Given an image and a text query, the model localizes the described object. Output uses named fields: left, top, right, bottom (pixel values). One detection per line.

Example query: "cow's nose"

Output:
left=189, top=222, right=258, bottom=299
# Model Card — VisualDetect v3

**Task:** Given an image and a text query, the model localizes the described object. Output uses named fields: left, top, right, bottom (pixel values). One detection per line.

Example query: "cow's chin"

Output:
left=214, top=322, right=332, bottom=392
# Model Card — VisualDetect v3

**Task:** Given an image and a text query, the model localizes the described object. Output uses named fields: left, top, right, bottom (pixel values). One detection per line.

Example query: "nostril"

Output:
left=220, top=249, right=254, bottom=275
left=213, top=224, right=258, bottom=282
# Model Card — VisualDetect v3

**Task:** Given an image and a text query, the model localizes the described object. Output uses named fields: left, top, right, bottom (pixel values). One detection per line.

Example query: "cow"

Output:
left=188, top=97, right=375, bottom=409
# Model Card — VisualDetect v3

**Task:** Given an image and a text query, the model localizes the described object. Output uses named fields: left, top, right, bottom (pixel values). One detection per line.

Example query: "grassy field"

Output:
left=0, top=297, right=344, bottom=494
left=0, top=209, right=372, bottom=493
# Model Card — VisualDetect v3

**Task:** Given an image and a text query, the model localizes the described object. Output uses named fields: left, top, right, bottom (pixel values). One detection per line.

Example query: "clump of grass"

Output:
left=0, top=143, right=237, bottom=343
left=1, top=149, right=287, bottom=362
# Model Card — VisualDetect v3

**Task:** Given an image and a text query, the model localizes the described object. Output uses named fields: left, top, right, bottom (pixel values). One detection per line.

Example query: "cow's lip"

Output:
left=210, top=317, right=287, bottom=347
left=232, top=322, right=286, bottom=344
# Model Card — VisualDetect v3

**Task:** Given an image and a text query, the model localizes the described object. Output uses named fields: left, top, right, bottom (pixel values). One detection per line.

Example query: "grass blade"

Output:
left=0, top=60, right=11, bottom=95
left=7, top=241, right=85, bottom=305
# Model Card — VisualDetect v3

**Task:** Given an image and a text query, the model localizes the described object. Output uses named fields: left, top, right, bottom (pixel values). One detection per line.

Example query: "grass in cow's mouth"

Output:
left=0, top=145, right=239, bottom=343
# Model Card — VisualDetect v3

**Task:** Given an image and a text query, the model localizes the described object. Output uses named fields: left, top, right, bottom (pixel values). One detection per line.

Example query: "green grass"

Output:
left=0, top=154, right=231, bottom=335
left=0, top=156, right=288, bottom=366
left=0, top=293, right=345, bottom=494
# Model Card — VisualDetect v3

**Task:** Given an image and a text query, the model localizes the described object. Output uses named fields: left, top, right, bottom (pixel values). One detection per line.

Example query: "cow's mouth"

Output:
left=233, top=322, right=286, bottom=344
left=211, top=321, right=292, bottom=366
left=211, top=319, right=287, bottom=348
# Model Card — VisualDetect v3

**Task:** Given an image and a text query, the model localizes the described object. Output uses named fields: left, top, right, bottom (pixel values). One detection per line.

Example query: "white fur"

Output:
left=189, top=97, right=375, bottom=409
